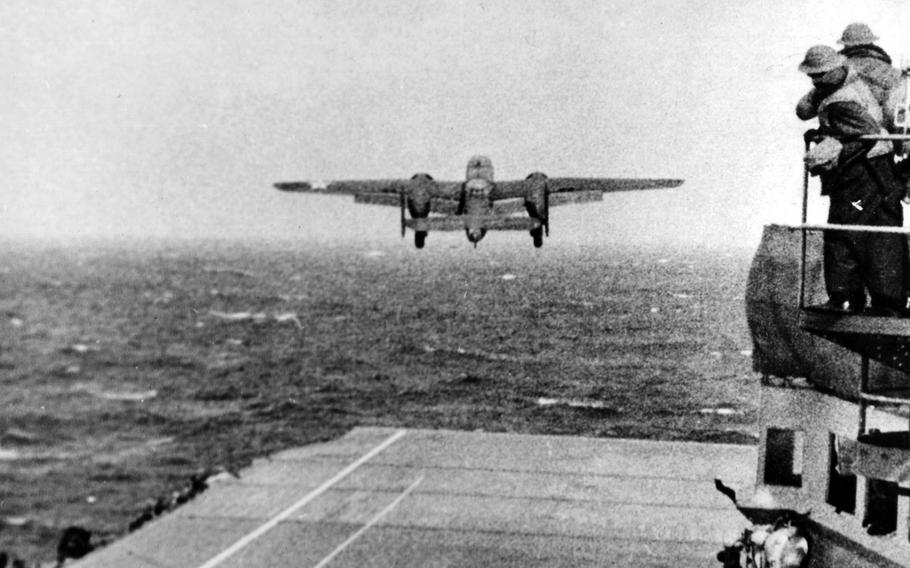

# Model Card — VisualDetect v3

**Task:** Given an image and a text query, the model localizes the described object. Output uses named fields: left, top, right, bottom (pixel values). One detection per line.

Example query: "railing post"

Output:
left=799, top=133, right=811, bottom=310
left=859, top=355, right=870, bottom=435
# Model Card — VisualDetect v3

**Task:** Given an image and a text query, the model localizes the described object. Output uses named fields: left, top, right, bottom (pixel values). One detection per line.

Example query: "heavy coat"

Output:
left=810, top=68, right=908, bottom=310
left=840, top=44, right=900, bottom=107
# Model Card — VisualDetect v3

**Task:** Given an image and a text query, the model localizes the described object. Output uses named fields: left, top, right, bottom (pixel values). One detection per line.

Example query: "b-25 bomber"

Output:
left=274, top=155, right=683, bottom=248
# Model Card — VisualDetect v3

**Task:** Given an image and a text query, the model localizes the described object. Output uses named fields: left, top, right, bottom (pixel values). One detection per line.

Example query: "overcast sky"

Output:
left=4, top=1, right=910, bottom=248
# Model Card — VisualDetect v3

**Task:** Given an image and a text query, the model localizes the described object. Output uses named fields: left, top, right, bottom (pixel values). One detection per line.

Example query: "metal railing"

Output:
left=783, top=132, right=910, bottom=309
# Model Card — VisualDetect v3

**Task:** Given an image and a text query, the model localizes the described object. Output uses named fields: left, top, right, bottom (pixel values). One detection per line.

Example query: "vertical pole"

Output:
left=399, top=187, right=406, bottom=238
left=799, top=134, right=811, bottom=309
left=856, top=355, right=871, bottom=530
left=859, top=355, right=870, bottom=435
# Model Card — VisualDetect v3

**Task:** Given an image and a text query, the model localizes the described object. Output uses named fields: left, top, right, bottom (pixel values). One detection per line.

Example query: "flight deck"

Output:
left=70, top=427, right=755, bottom=567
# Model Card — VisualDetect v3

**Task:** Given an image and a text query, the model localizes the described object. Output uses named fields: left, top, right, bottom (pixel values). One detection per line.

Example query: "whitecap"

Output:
left=209, top=310, right=267, bottom=323
left=535, top=397, right=613, bottom=410
left=698, top=407, right=741, bottom=416
left=210, top=310, right=250, bottom=321
left=274, top=313, right=303, bottom=328
left=97, top=390, right=158, bottom=402
left=0, top=448, right=21, bottom=460
left=501, top=274, right=517, bottom=280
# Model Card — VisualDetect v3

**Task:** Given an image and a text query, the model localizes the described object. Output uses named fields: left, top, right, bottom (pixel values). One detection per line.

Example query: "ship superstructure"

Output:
left=744, top=131, right=910, bottom=566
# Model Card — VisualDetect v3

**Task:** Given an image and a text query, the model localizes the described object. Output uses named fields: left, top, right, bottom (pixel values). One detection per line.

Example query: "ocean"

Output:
left=0, top=238, right=758, bottom=563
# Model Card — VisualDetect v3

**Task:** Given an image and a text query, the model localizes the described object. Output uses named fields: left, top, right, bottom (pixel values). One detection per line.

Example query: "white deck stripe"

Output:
left=312, top=474, right=425, bottom=568
left=196, top=429, right=407, bottom=568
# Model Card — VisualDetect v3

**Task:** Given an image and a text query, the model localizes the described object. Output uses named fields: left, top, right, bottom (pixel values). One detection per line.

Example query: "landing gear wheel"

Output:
left=531, top=227, right=543, bottom=248
left=415, top=231, right=427, bottom=249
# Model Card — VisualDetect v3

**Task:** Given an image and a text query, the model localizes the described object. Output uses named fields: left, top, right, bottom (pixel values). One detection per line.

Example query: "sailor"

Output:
left=797, top=24, right=901, bottom=123
left=838, top=23, right=901, bottom=110
left=798, top=45, right=909, bottom=316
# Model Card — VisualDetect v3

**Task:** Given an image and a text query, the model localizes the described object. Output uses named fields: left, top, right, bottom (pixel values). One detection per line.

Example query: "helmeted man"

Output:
left=797, top=45, right=908, bottom=316
left=838, top=23, right=900, bottom=112
left=796, top=23, right=902, bottom=128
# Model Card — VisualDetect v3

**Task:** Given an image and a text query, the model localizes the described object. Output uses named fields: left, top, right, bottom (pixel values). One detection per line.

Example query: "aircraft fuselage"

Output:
left=460, top=155, right=497, bottom=244
left=461, top=178, right=494, bottom=243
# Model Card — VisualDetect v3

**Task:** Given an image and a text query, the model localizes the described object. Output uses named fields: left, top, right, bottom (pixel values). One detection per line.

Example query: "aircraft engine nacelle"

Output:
left=404, top=173, right=435, bottom=249
left=522, top=172, right=549, bottom=247
left=523, top=172, right=549, bottom=236
left=406, top=173, right=434, bottom=218
left=523, top=172, right=548, bottom=217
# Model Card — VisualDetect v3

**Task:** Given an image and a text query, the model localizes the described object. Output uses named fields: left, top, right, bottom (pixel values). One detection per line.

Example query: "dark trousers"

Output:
left=823, top=155, right=908, bottom=310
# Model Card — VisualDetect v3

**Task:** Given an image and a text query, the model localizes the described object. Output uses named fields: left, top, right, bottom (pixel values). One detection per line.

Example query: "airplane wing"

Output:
left=274, top=180, right=464, bottom=208
left=353, top=195, right=460, bottom=213
left=491, top=178, right=684, bottom=200
left=547, top=177, right=684, bottom=193
left=274, top=180, right=407, bottom=194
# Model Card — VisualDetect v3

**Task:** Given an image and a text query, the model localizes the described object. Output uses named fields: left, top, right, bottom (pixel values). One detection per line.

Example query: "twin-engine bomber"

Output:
left=274, top=155, right=683, bottom=248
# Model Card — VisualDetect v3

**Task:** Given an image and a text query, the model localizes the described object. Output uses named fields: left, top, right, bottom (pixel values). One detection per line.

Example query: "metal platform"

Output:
left=800, top=307, right=910, bottom=466
left=799, top=308, right=910, bottom=375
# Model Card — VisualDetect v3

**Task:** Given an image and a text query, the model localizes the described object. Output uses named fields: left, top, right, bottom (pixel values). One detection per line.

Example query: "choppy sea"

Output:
left=0, top=237, right=758, bottom=563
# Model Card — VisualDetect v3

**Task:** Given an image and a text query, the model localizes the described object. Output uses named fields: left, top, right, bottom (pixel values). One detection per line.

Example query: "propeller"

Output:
left=544, top=182, right=550, bottom=237
left=399, top=186, right=406, bottom=238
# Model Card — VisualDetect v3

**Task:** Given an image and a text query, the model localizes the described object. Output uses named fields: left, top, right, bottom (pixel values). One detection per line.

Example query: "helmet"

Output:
left=837, top=23, right=879, bottom=47
left=798, top=45, right=846, bottom=74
